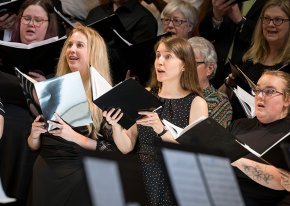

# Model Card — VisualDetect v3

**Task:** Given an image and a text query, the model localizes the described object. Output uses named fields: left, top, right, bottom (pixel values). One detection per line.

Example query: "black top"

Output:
left=0, top=99, right=4, bottom=116
left=229, top=117, right=290, bottom=206
left=199, top=0, right=265, bottom=88
left=86, top=0, right=157, bottom=44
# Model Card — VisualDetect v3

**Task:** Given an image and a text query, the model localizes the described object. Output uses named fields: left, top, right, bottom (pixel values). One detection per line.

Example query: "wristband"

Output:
left=157, top=127, right=168, bottom=137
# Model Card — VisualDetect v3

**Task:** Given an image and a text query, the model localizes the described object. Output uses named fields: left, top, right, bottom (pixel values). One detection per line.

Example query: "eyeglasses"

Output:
left=21, top=16, right=49, bottom=27
left=260, top=16, right=290, bottom=26
left=161, top=18, right=188, bottom=26
left=252, top=88, right=284, bottom=97
left=196, top=61, right=205, bottom=66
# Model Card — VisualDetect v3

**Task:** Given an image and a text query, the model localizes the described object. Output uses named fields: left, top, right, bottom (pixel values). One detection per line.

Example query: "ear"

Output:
left=206, top=63, right=215, bottom=78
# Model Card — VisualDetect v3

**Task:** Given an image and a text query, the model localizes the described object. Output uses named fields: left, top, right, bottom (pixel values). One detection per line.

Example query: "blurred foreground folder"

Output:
left=15, top=68, right=92, bottom=131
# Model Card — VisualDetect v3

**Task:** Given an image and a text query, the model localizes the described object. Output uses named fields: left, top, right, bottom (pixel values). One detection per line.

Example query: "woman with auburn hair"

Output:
left=104, top=36, right=208, bottom=205
left=27, top=25, right=113, bottom=206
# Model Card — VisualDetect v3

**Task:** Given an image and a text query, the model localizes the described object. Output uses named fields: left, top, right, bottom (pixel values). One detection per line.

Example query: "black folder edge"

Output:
left=0, top=0, right=21, bottom=15
left=175, top=117, right=248, bottom=162
left=81, top=149, right=148, bottom=205
left=93, top=78, right=163, bottom=129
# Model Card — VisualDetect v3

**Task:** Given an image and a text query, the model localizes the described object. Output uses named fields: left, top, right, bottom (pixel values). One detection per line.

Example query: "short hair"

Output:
left=161, top=0, right=198, bottom=28
left=11, top=0, right=58, bottom=42
left=57, top=25, right=111, bottom=138
left=188, top=37, right=218, bottom=79
left=148, top=36, right=202, bottom=97
left=243, top=0, right=290, bottom=64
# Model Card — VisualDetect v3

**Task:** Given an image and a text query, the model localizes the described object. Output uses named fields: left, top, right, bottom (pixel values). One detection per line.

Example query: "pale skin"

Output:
left=103, top=42, right=208, bottom=154
left=27, top=31, right=97, bottom=151
left=232, top=74, right=290, bottom=190
left=0, top=114, right=4, bottom=139
left=0, top=13, right=17, bottom=30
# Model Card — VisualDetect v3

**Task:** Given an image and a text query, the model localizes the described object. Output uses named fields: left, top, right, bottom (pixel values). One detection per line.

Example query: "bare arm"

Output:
left=232, top=158, right=285, bottom=190
left=0, top=115, right=3, bottom=139
left=103, top=108, right=138, bottom=154
left=189, top=96, right=209, bottom=122
left=27, top=115, right=47, bottom=150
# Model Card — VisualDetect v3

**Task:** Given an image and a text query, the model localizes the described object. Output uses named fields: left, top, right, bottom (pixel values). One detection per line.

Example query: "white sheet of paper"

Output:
left=0, top=178, right=16, bottom=204
left=83, top=157, right=125, bottom=206
left=162, top=148, right=211, bottom=206
left=198, top=154, right=245, bottom=206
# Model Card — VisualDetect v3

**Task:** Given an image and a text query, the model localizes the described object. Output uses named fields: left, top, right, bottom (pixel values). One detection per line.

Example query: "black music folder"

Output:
left=15, top=68, right=92, bottom=131
left=175, top=117, right=247, bottom=162
left=236, top=131, right=290, bottom=169
left=93, top=78, right=163, bottom=129
left=0, top=36, right=66, bottom=75
left=0, top=0, right=21, bottom=15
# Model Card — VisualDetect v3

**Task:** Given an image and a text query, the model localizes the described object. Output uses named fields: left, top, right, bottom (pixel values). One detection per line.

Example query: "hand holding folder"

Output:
left=15, top=68, right=92, bottom=131
left=90, top=68, right=162, bottom=129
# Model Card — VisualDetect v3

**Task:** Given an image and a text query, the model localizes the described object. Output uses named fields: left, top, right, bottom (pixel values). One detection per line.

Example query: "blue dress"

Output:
left=136, top=89, right=197, bottom=205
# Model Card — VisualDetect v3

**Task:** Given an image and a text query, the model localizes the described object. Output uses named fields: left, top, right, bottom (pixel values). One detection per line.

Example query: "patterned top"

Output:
left=0, top=99, right=4, bottom=116
left=203, top=85, right=232, bottom=128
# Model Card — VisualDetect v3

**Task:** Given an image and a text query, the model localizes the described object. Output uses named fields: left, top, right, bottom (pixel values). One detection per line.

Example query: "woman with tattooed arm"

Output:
left=230, top=70, right=290, bottom=206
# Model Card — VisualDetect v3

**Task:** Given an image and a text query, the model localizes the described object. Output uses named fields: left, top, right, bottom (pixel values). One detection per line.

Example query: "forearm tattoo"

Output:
left=242, top=164, right=274, bottom=184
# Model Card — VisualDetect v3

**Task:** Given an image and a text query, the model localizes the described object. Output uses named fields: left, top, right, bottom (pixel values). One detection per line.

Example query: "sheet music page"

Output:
left=0, top=178, right=16, bottom=204
left=83, top=157, right=125, bottom=206
left=162, top=148, right=211, bottom=206
left=233, top=86, right=255, bottom=118
left=198, top=154, right=244, bottom=206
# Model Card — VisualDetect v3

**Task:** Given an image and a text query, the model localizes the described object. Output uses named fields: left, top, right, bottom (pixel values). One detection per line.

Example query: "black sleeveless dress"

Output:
left=136, top=90, right=197, bottom=206
left=31, top=123, right=114, bottom=206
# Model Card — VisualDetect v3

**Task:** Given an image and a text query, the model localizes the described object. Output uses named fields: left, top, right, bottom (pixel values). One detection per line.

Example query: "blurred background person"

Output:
left=188, top=36, right=232, bottom=128
left=160, top=0, right=197, bottom=39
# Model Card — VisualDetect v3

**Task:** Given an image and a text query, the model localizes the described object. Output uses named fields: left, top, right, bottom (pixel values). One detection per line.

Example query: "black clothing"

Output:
left=31, top=124, right=114, bottom=206
left=0, top=99, right=4, bottom=116
left=85, top=0, right=158, bottom=85
left=136, top=89, right=197, bottom=205
left=0, top=104, right=35, bottom=204
left=199, top=0, right=265, bottom=88
left=86, top=0, right=157, bottom=44
left=229, top=117, right=290, bottom=206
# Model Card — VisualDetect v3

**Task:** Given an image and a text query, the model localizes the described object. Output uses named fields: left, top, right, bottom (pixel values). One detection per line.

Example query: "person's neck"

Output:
left=264, top=43, right=284, bottom=65
left=158, top=81, right=189, bottom=99
left=199, top=80, right=210, bottom=90
left=113, top=0, right=127, bottom=11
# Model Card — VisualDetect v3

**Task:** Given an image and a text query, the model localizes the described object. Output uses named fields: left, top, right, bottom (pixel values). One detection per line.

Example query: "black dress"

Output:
left=229, top=117, right=290, bottom=206
left=31, top=123, right=115, bottom=206
left=135, top=90, right=197, bottom=206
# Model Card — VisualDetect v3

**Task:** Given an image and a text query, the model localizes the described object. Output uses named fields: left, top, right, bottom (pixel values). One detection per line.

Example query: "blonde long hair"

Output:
left=242, top=0, right=290, bottom=64
left=56, top=25, right=112, bottom=139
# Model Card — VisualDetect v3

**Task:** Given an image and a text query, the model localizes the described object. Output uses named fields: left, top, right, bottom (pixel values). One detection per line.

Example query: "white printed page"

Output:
left=162, top=148, right=211, bottom=206
left=198, top=154, right=245, bottom=206
left=83, top=157, right=125, bottom=206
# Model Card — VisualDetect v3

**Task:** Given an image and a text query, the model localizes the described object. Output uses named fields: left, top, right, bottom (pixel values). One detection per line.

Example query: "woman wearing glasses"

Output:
left=223, top=0, right=290, bottom=120
left=230, top=70, right=290, bottom=206
left=160, top=0, right=198, bottom=39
